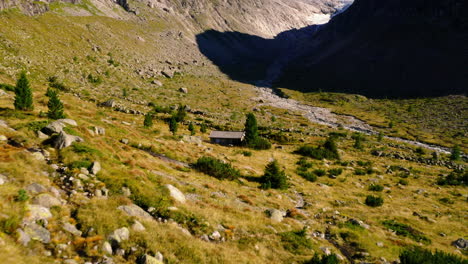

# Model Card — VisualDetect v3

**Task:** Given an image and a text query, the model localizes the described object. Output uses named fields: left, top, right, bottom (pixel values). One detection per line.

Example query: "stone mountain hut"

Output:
left=209, top=131, right=245, bottom=146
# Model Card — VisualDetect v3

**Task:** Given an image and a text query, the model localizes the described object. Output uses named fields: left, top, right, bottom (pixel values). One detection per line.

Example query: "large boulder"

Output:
left=164, top=184, right=186, bottom=204
left=32, top=193, right=62, bottom=208
left=90, top=161, right=101, bottom=175
left=138, top=254, right=163, bottom=264
left=117, top=204, right=153, bottom=221
left=52, top=131, right=84, bottom=149
left=23, top=223, right=51, bottom=244
left=453, top=238, right=467, bottom=250
left=266, top=209, right=285, bottom=223
left=25, top=204, right=52, bottom=222
left=62, top=223, right=82, bottom=236
left=108, top=227, right=130, bottom=243
left=26, top=183, right=47, bottom=194
left=41, top=119, right=77, bottom=135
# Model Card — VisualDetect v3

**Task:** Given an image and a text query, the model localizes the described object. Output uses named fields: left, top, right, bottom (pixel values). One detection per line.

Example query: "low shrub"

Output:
left=313, top=169, right=326, bottom=177
left=15, top=189, right=29, bottom=202
left=368, top=184, right=384, bottom=192
left=328, top=168, right=343, bottom=177
left=398, top=179, right=409, bottom=186
left=297, top=157, right=313, bottom=168
left=251, top=137, right=272, bottom=150
left=399, top=247, right=467, bottom=264
left=437, top=169, right=467, bottom=186
left=382, top=220, right=431, bottom=244
left=365, top=195, right=383, bottom=207
left=297, top=171, right=317, bottom=182
left=242, top=151, right=252, bottom=157
left=193, top=156, right=240, bottom=180
left=280, top=228, right=312, bottom=254
left=305, top=254, right=340, bottom=264
left=294, top=137, right=339, bottom=160
left=439, top=197, right=454, bottom=205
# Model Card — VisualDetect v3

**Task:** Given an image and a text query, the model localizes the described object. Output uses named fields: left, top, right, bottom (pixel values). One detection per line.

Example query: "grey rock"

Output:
left=52, top=131, right=84, bottom=149
left=155, top=252, right=163, bottom=262
left=139, top=254, right=163, bottom=264
left=209, top=231, right=222, bottom=241
left=63, top=223, right=82, bottom=236
left=102, top=241, right=113, bottom=255
left=0, top=174, right=8, bottom=185
left=58, top=119, right=77, bottom=126
left=90, top=161, right=101, bottom=175
left=376, top=242, right=384, bottom=247
left=108, top=227, right=130, bottom=243
left=101, top=99, right=116, bottom=108
left=94, top=127, right=106, bottom=135
left=26, top=183, right=47, bottom=194
left=179, top=87, right=188, bottom=94
left=453, top=238, right=467, bottom=250
left=266, top=209, right=285, bottom=223
left=41, top=119, right=72, bottom=135
left=32, top=193, right=61, bottom=208
left=64, top=260, right=78, bottom=264
left=25, top=204, right=52, bottom=222
left=0, top=135, right=7, bottom=141
left=122, top=187, right=131, bottom=197
left=24, top=223, right=50, bottom=243
left=37, top=131, right=49, bottom=139
left=117, top=204, right=153, bottom=220
left=164, top=184, right=186, bottom=204
left=121, top=138, right=129, bottom=144
left=131, top=220, right=146, bottom=232
left=17, top=228, right=31, bottom=246
left=151, top=80, right=163, bottom=86
left=320, top=247, right=331, bottom=255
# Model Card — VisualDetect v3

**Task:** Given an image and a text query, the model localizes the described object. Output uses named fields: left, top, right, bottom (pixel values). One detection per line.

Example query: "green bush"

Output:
left=399, top=247, right=467, bottom=264
left=399, top=179, right=409, bottom=186
left=365, top=195, right=383, bottom=207
left=382, top=220, right=431, bottom=244
left=313, top=169, right=326, bottom=177
left=450, top=145, right=461, bottom=161
left=260, top=160, right=288, bottom=190
left=0, top=216, right=21, bottom=235
left=355, top=168, right=366, bottom=175
left=251, top=137, right=271, bottom=150
left=48, top=76, right=68, bottom=91
left=242, top=151, right=252, bottom=157
left=295, top=137, right=339, bottom=160
left=439, top=197, right=454, bottom=205
left=368, top=184, right=384, bottom=192
left=15, top=189, right=29, bottom=202
left=87, top=74, right=102, bottom=85
left=193, top=156, right=241, bottom=180
left=143, top=113, right=153, bottom=128
left=305, top=254, right=340, bottom=264
left=71, top=143, right=101, bottom=155
left=297, top=157, right=313, bottom=168
left=328, top=168, right=343, bottom=177
left=297, top=170, right=317, bottom=182
left=437, top=170, right=467, bottom=186
left=0, top=83, right=15, bottom=92
left=280, top=228, right=312, bottom=254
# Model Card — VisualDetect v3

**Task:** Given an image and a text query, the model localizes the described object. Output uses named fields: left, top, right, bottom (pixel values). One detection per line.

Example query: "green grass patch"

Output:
left=382, top=220, right=431, bottom=244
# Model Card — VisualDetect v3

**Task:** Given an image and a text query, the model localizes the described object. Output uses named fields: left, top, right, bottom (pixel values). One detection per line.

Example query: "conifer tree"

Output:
left=260, top=160, right=288, bottom=190
left=14, top=71, right=33, bottom=111
left=169, top=115, right=178, bottom=135
left=47, top=89, right=65, bottom=120
left=200, top=123, right=207, bottom=134
left=144, top=113, right=153, bottom=128
left=244, top=112, right=258, bottom=146
left=188, top=122, right=195, bottom=135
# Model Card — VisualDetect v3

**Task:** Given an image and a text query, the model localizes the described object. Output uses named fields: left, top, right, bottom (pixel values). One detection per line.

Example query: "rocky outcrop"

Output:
left=52, top=131, right=84, bottom=149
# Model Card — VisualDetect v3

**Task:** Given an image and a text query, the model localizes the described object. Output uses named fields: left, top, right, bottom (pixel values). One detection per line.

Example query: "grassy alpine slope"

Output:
left=0, top=1, right=467, bottom=264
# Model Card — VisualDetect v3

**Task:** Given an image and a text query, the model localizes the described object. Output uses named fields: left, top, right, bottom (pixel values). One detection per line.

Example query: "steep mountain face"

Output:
left=276, top=0, right=468, bottom=98
left=0, top=0, right=347, bottom=37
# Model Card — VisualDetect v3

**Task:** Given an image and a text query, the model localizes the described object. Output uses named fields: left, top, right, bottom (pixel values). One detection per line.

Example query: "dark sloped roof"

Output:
left=209, top=131, right=245, bottom=139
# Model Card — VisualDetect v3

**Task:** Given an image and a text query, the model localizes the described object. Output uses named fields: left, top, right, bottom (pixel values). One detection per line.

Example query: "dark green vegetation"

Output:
left=280, top=228, right=312, bottom=254
left=368, top=184, right=384, bottom=192
left=14, top=72, right=33, bottom=111
left=304, top=254, right=340, bottom=264
left=193, top=156, right=241, bottom=180
left=399, top=247, right=468, bottom=264
left=382, top=220, right=431, bottom=244
left=260, top=160, right=288, bottom=190
left=143, top=113, right=153, bottom=128
left=243, top=113, right=271, bottom=150
left=437, top=169, right=467, bottom=186
left=47, top=89, right=65, bottom=120
left=294, top=136, right=339, bottom=160
left=365, top=195, right=383, bottom=207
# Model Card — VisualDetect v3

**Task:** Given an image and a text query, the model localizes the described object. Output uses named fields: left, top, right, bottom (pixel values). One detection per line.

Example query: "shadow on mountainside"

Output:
left=196, top=0, right=468, bottom=99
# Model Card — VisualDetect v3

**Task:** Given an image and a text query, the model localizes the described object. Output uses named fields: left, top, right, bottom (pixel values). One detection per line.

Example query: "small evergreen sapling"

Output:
left=14, top=71, right=33, bottom=111
left=47, top=89, right=65, bottom=120
left=144, top=113, right=153, bottom=128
